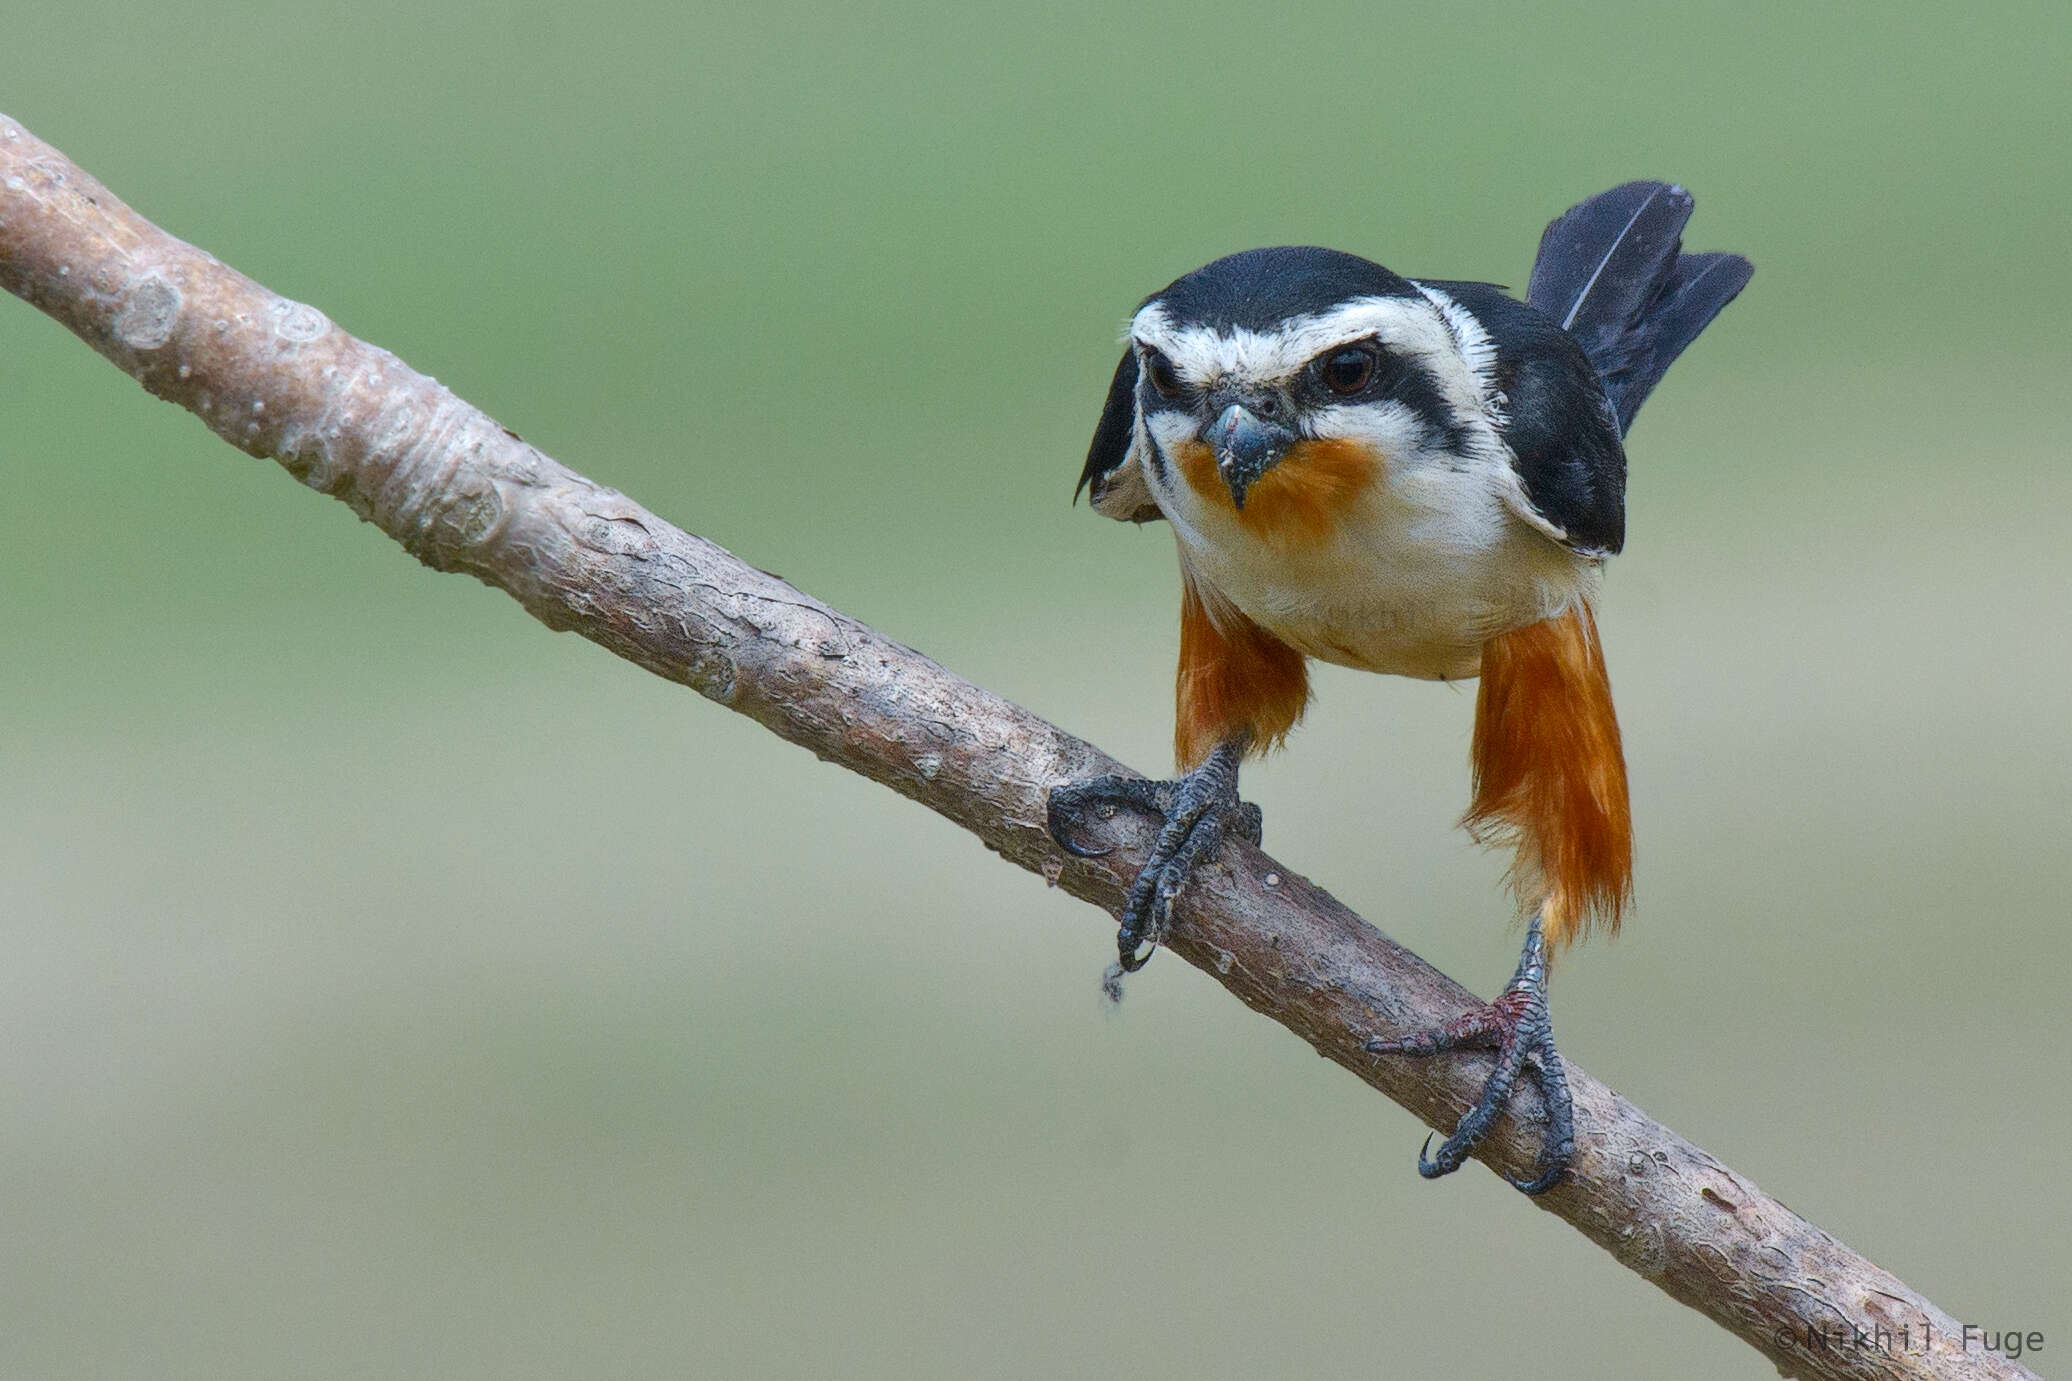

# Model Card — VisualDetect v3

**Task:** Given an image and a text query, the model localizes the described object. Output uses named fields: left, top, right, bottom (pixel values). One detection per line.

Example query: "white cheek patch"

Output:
left=1134, top=409, right=1221, bottom=551
left=1305, top=400, right=1434, bottom=465
left=1412, top=282, right=1506, bottom=427
left=1144, top=409, right=1197, bottom=451
left=1139, top=409, right=1197, bottom=505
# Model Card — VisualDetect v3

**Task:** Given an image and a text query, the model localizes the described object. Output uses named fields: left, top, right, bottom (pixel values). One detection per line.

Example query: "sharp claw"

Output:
left=1372, top=915, right=1574, bottom=1193
left=1045, top=786, right=1115, bottom=857
left=1045, top=776, right=1188, bottom=862
left=1505, top=1051, right=1574, bottom=1195
left=1505, top=1139, right=1568, bottom=1195
left=1048, top=740, right=1262, bottom=983
left=1506, top=1163, right=1567, bottom=1196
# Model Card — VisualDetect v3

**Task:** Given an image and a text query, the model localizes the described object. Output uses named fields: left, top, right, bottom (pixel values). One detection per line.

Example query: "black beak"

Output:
left=1202, top=403, right=1297, bottom=509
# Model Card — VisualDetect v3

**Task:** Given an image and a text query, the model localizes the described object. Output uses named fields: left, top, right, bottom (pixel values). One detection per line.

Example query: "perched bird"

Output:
left=1048, top=182, right=1751, bottom=1192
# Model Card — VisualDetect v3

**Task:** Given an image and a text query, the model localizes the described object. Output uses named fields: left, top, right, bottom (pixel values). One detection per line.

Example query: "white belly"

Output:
left=1166, top=464, right=1594, bottom=682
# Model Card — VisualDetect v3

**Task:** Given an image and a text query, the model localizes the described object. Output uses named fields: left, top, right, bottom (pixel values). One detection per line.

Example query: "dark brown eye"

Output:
left=1144, top=349, right=1184, bottom=399
left=1319, top=344, right=1378, bottom=396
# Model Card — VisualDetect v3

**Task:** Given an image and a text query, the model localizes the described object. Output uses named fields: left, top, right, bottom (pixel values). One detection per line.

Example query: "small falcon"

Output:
left=1049, top=182, right=1751, bottom=1192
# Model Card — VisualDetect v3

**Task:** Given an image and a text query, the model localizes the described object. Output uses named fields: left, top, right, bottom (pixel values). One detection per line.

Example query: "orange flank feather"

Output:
left=1175, top=573, right=1309, bottom=770
left=1172, top=438, right=1378, bottom=545
left=1465, top=603, right=1632, bottom=950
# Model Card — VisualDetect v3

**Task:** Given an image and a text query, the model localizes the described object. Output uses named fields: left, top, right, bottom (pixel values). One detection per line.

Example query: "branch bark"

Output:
left=0, top=114, right=2031, bottom=1381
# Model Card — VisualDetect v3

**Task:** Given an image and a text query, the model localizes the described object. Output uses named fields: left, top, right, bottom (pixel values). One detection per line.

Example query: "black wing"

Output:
left=1426, top=279, right=1628, bottom=556
left=1528, top=181, right=1753, bottom=433
left=1076, top=347, right=1163, bottom=523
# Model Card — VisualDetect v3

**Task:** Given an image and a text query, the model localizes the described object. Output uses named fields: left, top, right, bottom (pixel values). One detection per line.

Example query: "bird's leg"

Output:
left=1363, top=913, right=1575, bottom=1195
left=1046, top=733, right=1261, bottom=981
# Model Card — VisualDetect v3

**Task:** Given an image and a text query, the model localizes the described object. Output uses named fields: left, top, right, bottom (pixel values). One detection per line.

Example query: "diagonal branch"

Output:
left=0, top=114, right=2030, bottom=1381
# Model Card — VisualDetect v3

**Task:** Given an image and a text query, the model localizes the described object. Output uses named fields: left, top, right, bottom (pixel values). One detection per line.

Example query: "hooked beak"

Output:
left=1202, top=403, right=1297, bottom=509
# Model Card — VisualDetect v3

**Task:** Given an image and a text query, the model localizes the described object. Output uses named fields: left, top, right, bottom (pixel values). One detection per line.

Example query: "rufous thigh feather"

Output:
left=1465, top=603, right=1632, bottom=949
left=1175, top=572, right=1309, bottom=770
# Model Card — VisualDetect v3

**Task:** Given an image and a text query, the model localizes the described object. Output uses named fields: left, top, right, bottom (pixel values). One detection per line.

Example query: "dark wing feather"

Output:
left=1076, top=347, right=1163, bottom=523
left=1427, top=280, right=1628, bottom=556
left=1527, top=181, right=1694, bottom=345
left=1597, top=250, right=1753, bottom=428
left=1077, top=347, right=1139, bottom=502
left=1528, top=181, right=1752, bottom=433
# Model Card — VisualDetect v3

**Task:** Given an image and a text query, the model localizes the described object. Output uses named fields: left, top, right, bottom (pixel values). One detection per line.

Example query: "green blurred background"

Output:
left=3, top=2, right=2067, bottom=1376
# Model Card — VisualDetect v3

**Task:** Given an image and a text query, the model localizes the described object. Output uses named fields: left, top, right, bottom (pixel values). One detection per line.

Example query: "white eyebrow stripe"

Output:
left=1129, top=296, right=1457, bottom=387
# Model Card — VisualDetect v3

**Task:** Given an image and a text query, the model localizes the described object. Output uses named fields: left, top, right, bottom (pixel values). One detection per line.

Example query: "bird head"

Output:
left=1078, top=246, right=1485, bottom=529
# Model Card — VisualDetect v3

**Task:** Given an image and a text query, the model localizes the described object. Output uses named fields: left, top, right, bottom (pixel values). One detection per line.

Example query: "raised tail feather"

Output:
left=1527, top=181, right=1753, bottom=435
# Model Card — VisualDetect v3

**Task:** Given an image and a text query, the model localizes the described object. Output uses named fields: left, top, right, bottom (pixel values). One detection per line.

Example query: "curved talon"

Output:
left=1045, top=785, right=1111, bottom=858
left=1043, top=737, right=1258, bottom=981
left=1503, top=1050, right=1575, bottom=1195
left=1501, top=1057, right=1558, bottom=1193
left=1371, top=914, right=1574, bottom=1194
left=1056, top=831, right=1116, bottom=860
left=1046, top=776, right=1179, bottom=860
left=1506, top=1155, right=1568, bottom=1196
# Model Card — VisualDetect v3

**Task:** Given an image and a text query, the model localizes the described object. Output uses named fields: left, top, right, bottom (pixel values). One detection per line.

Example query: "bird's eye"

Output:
left=1319, top=344, right=1378, bottom=396
left=1144, top=349, right=1184, bottom=400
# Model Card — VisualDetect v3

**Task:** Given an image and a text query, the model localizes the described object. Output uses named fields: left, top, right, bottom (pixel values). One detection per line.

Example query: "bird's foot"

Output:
left=1046, top=736, right=1260, bottom=983
left=1364, top=915, right=1574, bottom=1194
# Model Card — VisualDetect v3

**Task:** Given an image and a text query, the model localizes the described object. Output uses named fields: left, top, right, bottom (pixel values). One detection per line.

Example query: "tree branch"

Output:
left=0, top=114, right=2031, bottom=1381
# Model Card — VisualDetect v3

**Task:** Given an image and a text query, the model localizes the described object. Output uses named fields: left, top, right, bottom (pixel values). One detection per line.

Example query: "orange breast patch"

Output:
left=1171, top=438, right=1379, bottom=545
